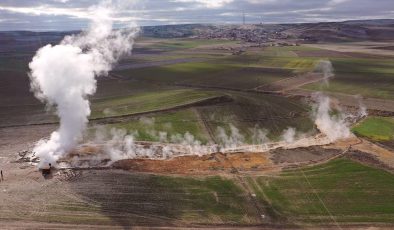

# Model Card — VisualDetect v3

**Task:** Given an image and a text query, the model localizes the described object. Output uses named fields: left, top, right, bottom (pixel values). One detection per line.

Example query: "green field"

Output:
left=91, top=89, right=222, bottom=118
left=303, top=58, right=394, bottom=99
left=116, top=61, right=292, bottom=90
left=108, top=108, right=209, bottom=143
left=249, top=158, right=394, bottom=223
left=98, top=90, right=315, bottom=144
left=149, top=175, right=254, bottom=223
left=352, top=116, right=394, bottom=141
left=198, top=91, right=315, bottom=141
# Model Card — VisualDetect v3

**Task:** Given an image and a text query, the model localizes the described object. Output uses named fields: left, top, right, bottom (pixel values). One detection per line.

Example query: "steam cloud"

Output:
left=95, top=59, right=363, bottom=162
left=311, top=60, right=354, bottom=141
left=282, top=127, right=296, bottom=143
left=312, top=94, right=351, bottom=141
left=29, top=1, right=139, bottom=166
left=314, top=60, right=334, bottom=86
left=216, top=125, right=245, bottom=150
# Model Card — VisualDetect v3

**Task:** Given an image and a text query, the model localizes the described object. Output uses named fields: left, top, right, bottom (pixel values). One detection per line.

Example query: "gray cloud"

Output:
left=0, top=0, right=393, bottom=31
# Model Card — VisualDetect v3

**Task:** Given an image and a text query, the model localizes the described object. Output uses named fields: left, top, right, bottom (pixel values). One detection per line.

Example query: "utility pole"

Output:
left=243, top=11, right=245, bottom=25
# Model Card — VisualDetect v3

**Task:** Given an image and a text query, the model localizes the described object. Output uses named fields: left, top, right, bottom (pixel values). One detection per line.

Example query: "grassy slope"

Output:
left=352, top=116, right=394, bottom=141
left=109, top=44, right=318, bottom=141
left=198, top=91, right=314, bottom=141
left=303, top=58, right=394, bottom=99
left=97, top=91, right=314, bottom=144
left=250, top=158, right=394, bottom=223
left=107, top=108, right=209, bottom=143
left=91, top=89, right=222, bottom=118
left=256, top=46, right=394, bottom=99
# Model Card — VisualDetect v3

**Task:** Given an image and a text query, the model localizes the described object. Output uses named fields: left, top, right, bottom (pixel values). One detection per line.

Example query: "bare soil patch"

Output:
left=270, top=146, right=340, bottom=165
left=0, top=124, right=55, bottom=164
left=377, top=141, right=394, bottom=151
left=345, top=150, right=393, bottom=172
left=112, top=152, right=274, bottom=175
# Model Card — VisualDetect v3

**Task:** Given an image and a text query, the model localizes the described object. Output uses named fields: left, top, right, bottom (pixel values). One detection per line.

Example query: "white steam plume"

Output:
left=311, top=60, right=356, bottom=142
left=313, top=93, right=351, bottom=142
left=355, top=95, right=368, bottom=118
left=314, top=60, right=334, bottom=86
left=281, top=127, right=296, bottom=143
left=29, top=1, right=139, bottom=166
left=249, top=125, right=269, bottom=145
left=216, top=125, right=245, bottom=150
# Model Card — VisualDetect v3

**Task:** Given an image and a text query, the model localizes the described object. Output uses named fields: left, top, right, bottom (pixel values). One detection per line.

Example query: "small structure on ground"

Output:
left=40, top=163, right=52, bottom=176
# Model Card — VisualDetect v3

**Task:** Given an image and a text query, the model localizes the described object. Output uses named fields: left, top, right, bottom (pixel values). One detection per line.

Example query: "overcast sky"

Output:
left=0, top=0, right=393, bottom=31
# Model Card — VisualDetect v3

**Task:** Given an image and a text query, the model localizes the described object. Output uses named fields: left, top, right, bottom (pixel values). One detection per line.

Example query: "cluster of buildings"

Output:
left=195, top=25, right=291, bottom=43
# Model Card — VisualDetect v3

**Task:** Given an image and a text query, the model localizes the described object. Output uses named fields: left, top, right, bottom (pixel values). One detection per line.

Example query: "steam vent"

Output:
left=2, top=0, right=394, bottom=229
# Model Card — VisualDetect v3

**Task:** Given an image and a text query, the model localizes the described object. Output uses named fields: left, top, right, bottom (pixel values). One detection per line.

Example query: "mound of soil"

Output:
left=112, top=152, right=274, bottom=174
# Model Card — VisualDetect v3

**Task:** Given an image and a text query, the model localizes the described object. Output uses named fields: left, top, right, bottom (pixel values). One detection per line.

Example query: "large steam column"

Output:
left=28, top=1, right=139, bottom=168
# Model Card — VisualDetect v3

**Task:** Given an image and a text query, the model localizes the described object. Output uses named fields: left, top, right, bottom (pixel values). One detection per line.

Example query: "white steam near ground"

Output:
left=309, top=60, right=351, bottom=141
left=355, top=95, right=368, bottom=118
left=28, top=14, right=368, bottom=168
left=85, top=61, right=364, bottom=164
left=29, top=1, right=139, bottom=167
left=281, top=127, right=297, bottom=143
left=216, top=125, right=245, bottom=150
left=314, top=60, right=334, bottom=86
left=312, top=93, right=351, bottom=142
left=311, top=60, right=367, bottom=141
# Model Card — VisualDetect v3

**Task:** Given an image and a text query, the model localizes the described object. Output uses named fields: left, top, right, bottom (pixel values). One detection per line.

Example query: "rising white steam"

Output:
left=355, top=95, right=368, bottom=118
left=249, top=125, right=269, bottom=145
left=313, top=94, right=351, bottom=142
left=281, top=127, right=296, bottom=143
left=29, top=1, right=139, bottom=166
left=314, top=60, right=334, bottom=86
left=216, top=125, right=245, bottom=150
left=311, top=60, right=353, bottom=141
left=99, top=128, right=218, bottom=161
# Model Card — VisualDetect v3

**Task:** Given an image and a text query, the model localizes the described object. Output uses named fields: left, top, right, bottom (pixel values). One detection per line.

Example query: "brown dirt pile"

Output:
left=112, top=152, right=274, bottom=174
